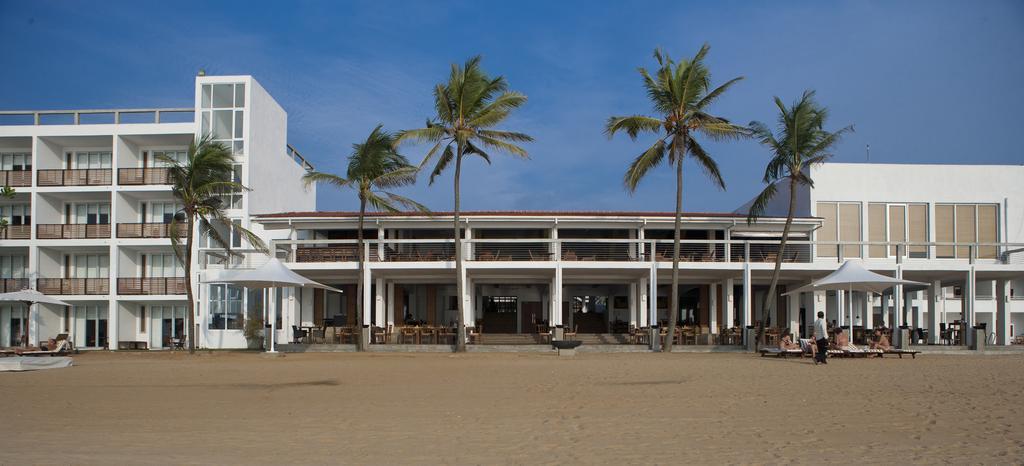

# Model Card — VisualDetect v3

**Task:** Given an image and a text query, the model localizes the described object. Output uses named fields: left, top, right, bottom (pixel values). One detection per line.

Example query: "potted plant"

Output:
left=243, top=316, right=265, bottom=350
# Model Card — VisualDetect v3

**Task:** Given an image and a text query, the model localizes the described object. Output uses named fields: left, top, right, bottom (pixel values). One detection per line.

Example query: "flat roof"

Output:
left=255, top=210, right=818, bottom=221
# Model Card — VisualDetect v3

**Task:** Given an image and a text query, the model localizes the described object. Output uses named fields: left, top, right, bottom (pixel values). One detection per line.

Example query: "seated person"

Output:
left=832, top=328, right=862, bottom=351
left=869, top=329, right=892, bottom=351
left=778, top=329, right=801, bottom=350
left=403, top=312, right=417, bottom=326
left=798, top=337, right=817, bottom=358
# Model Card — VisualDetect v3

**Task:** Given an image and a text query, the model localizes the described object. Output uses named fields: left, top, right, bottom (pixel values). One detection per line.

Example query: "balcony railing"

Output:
left=1, top=278, right=29, bottom=293
left=37, top=169, right=112, bottom=186
left=37, top=278, right=109, bottom=295
left=0, top=170, right=32, bottom=187
left=117, top=277, right=187, bottom=295
left=116, top=222, right=188, bottom=239
left=118, top=167, right=171, bottom=185
left=270, top=238, right=1024, bottom=266
left=0, top=224, right=31, bottom=240
left=0, top=108, right=194, bottom=126
left=37, top=224, right=111, bottom=239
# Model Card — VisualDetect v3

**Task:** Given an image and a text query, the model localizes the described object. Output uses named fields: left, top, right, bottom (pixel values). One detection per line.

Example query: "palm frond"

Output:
left=605, top=115, right=663, bottom=140
left=745, top=182, right=778, bottom=225
left=686, top=138, right=726, bottom=190
left=623, top=138, right=667, bottom=193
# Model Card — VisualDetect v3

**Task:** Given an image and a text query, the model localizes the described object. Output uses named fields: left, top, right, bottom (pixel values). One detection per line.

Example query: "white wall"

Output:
left=808, top=163, right=1024, bottom=243
left=246, top=78, right=316, bottom=216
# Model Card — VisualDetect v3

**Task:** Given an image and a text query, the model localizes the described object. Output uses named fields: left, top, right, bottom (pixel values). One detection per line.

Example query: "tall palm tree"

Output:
left=606, top=44, right=747, bottom=352
left=746, top=90, right=852, bottom=343
left=398, top=56, right=532, bottom=352
left=0, top=186, right=14, bottom=236
left=165, top=135, right=267, bottom=354
left=303, top=125, right=427, bottom=351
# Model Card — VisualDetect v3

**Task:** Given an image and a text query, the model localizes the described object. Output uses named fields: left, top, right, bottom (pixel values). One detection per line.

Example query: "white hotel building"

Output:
left=0, top=76, right=314, bottom=350
left=1, top=75, right=1022, bottom=351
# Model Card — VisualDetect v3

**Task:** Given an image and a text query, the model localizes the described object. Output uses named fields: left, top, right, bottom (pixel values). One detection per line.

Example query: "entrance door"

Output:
left=521, top=302, right=543, bottom=333
left=482, top=296, right=517, bottom=333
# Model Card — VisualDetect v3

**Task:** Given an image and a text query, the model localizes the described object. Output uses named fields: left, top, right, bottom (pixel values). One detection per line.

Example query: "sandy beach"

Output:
left=1, top=351, right=1022, bottom=464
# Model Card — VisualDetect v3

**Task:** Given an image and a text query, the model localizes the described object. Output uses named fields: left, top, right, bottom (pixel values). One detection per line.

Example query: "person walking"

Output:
left=813, top=311, right=829, bottom=365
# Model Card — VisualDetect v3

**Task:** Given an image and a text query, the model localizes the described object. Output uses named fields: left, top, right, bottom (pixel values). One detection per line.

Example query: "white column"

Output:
left=996, top=279, right=1010, bottom=345
left=649, top=263, right=658, bottom=349
left=893, top=265, right=904, bottom=328
left=267, top=287, right=277, bottom=352
left=928, top=280, right=942, bottom=344
left=361, top=265, right=372, bottom=345
left=374, top=277, right=385, bottom=328
left=865, top=293, right=875, bottom=330
left=723, top=278, right=734, bottom=329
left=709, top=282, right=718, bottom=334
left=108, top=244, right=119, bottom=350
left=638, top=277, right=649, bottom=328
left=386, top=281, right=396, bottom=326
left=741, top=263, right=752, bottom=328
left=906, top=291, right=916, bottom=330
left=837, top=290, right=845, bottom=327
left=552, top=266, right=563, bottom=338
left=786, top=291, right=799, bottom=337
left=627, top=280, right=638, bottom=327
left=461, top=266, right=472, bottom=329
left=964, top=267, right=976, bottom=345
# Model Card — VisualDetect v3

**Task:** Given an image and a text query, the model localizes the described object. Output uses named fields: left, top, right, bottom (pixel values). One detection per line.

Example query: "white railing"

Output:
left=269, top=238, right=1024, bottom=266
left=0, top=108, right=194, bottom=126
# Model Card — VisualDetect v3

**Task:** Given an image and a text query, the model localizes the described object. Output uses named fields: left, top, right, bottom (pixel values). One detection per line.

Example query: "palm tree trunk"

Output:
left=665, top=148, right=683, bottom=352
left=356, top=195, right=367, bottom=351
left=758, top=176, right=798, bottom=345
left=453, top=146, right=467, bottom=352
left=184, top=215, right=196, bottom=354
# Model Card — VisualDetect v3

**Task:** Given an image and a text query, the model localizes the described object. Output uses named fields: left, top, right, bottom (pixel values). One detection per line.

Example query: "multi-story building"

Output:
left=0, top=75, right=315, bottom=350
left=3, top=75, right=1021, bottom=351
left=250, top=163, right=1023, bottom=349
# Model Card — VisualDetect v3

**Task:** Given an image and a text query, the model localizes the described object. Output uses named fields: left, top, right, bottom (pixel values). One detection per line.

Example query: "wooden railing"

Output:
left=116, top=222, right=188, bottom=239
left=37, top=169, right=112, bottom=186
left=118, top=168, right=171, bottom=185
left=37, top=224, right=111, bottom=239
left=117, top=277, right=187, bottom=295
left=0, top=278, right=29, bottom=293
left=37, top=278, right=109, bottom=295
left=0, top=170, right=32, bottom=187
left=0, top=224, right=31, bottom=240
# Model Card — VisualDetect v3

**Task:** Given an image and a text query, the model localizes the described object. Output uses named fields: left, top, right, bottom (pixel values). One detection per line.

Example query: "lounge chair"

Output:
left=19, top=339, right=73, bottom=357
left=879, top=348, right=920, bottom=359
left=758, top=347, right=804, bottom=358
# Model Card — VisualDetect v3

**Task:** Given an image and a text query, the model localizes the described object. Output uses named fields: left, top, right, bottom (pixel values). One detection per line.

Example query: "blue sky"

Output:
left=1, top=0, right=1022, bottom=213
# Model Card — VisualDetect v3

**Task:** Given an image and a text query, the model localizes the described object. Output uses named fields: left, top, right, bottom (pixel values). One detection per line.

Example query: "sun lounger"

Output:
left=759, top=348, right=805, bottom=358
left=19, top=339, right=73, bottom=357
left=879, top=349, right=920, bottom=359
left=0, top=349, right=16, bottom=357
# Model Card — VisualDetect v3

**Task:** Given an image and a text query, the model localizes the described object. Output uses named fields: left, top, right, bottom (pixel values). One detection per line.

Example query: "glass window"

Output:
left=838, top=203, right=861, bottom=258
left=816, top=202, right=837, bottom=258
left=868, top=203, right=886, bottom=258
left=201, top=84, right=212, bottom=108
left=978, top=205, right=998, bottom=259
left=201, top=111, right=211, bottom=137
left=212, top=110, right=233, bottom=140
left=955, top=205, right=976, bottom=259
left=208, top=284, right=245, bottom=330
left=212, top=84, right=234, bottom=108
left=888, top=205, right=906, bottom=256
left=234, top=83, right=245, bottom=107
left=234, top=110, right=244, bottom=139
left=935, top=204, right=955, bottom=258
left=908, top=204, right=928, bottom=258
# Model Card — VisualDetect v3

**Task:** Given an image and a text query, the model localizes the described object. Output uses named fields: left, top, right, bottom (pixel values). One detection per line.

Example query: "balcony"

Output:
left=116, top=222, right=188, bottom=239
left=37, top=169, right=112, bottom=187
left=1, top=278, right=29, bottom=293
left=37, top=278, right=109, bottom=295
left=273, top=238, right=1024, bottom=265
left=0, top=170, right=31, bottom=187
left=117, top=277, right=186, bottom=295
left=118, top=168, right=171, bottom=185
left=37, top=224, right=111, bottom=239
left=0, top=224, right=31, bottom=240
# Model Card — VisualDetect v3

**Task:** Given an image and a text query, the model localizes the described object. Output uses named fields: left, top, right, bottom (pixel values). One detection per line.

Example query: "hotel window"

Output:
left=146, top=202, right=183, bottom=224
left=150, top=150, right=187, bottom=167
left=934, top=204, right=998, bottom=259
left=200, top=83, right=245, bottom=156
left=144, top=253, right=183, bottom=278
left=0, top=152, right=31, bottom=171
left=68, top=254, right=109, bottom=278
left=867, top=203, right=928, bottom=258
left=216, top=164, right=243, bottom=210
left=816, top=202, right=861, bottom=258
left=73, top=304, right=108, bottom=348
left=69, top=151, right=112, bottom=169
left=0, top=204, right=30, bottom=226
left=68, top=203, right=110, bottom=225
left=0, top=255, right=28, bottom=278
left=208, top=284, right=245, bottom=330
left=484, top=296, right=518, bottom=313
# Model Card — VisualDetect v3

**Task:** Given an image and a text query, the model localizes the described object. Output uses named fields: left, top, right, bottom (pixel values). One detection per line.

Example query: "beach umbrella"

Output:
left=205, top=257, right=340, bottom=352
left=0, top=289, right=71, bottom=347
left=784, top=261, right=925, bottom=337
